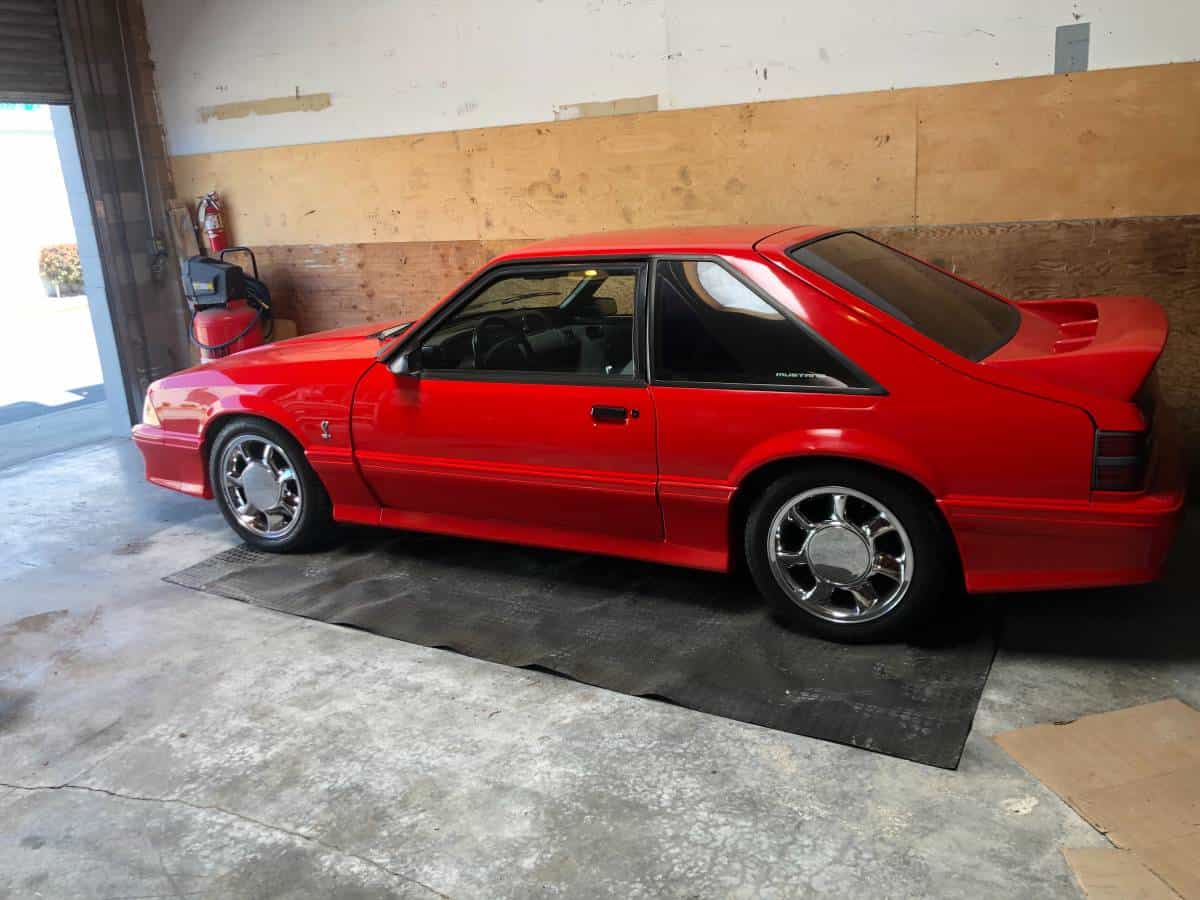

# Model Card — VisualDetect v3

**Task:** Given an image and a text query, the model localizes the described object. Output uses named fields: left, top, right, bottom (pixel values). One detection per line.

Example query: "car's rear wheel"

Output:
left=209, top=418, right=333, bottom=553
left=744, top=465, right=951, bottom=642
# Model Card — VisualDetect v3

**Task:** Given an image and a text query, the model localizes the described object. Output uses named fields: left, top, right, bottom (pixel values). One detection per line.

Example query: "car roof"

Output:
left=492, top=225, right=834, bottom=261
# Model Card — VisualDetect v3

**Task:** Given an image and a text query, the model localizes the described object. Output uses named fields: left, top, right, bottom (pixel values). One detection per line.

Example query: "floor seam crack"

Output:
left=0, top=780, right=449, bottom=898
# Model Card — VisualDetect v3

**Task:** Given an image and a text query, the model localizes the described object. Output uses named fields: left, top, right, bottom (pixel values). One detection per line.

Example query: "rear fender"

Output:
left=731, top=427, right=944, bottom=498
left=655, top=428, right=947, bottom=574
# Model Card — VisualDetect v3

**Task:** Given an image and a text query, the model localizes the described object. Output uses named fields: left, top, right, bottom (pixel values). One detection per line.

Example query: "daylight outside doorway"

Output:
left=0, top=102, right=121, bottom=468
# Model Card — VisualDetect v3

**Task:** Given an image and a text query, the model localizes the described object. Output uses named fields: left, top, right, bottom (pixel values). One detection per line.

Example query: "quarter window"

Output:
left=652, top=259, right=865, bottom=389
left=419, top=266, right=639, bottom=378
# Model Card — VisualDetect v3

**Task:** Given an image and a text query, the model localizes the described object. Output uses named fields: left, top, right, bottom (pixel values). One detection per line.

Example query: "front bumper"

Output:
left=944, top=418, right=1186, bottom=594
left=131, top=424, right=211, bottom=498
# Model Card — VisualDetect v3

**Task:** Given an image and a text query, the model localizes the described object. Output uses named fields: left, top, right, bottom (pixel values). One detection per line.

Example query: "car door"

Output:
left=352, top=259, right=663, bottom=547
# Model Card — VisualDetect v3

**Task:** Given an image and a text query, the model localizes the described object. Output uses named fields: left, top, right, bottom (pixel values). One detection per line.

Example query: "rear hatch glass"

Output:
left=788, top=232, right=1020, bottom=361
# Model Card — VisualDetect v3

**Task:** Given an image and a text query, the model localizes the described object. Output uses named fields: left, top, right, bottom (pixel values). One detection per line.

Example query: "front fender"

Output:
left=199, top=385, right=379, bottom=512
left=200, top=392, right=312, bottom=450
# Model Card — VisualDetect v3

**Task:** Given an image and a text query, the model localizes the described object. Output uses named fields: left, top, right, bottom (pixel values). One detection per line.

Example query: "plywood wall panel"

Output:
left=171, top=63, right=1200, bottom=249
left=464, top=92, right=918, bottom=241
left=916, top=64, right=1200, bottom=224
left=174, top=129, right=482, bottom=246
left=173, top=86, right=919, bottom=247
left=255, top=239, right=531, bottom=334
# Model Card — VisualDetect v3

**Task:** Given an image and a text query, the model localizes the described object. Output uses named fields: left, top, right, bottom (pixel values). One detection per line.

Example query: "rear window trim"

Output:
left=785, top=230, right=1021, bottom=362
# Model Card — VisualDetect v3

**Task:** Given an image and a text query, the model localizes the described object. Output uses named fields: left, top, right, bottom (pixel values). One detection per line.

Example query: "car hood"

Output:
left=200, top=321, right=409, bottom=373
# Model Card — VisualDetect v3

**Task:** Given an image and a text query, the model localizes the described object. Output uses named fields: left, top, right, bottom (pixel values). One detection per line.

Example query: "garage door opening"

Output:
left=0, top=102, right=128, bottom=469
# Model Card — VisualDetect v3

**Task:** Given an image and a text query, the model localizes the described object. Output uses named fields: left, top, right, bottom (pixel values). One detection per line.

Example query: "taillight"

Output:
left=1093, top=430, right=1146, bottom=492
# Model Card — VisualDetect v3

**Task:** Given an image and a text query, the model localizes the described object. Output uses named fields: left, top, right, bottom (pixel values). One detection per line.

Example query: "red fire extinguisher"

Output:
left=197, top=191, right=228, bottom=254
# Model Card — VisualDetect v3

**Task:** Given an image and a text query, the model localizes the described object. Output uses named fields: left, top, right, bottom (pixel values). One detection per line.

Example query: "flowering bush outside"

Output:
left=38, top=243, right=83, bottom=296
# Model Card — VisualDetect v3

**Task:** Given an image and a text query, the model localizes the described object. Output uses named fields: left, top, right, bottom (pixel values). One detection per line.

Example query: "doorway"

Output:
left=0, top=102, right=128, bottom=469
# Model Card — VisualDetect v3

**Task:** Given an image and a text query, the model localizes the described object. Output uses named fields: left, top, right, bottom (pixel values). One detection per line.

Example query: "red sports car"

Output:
left=134, top=226, right=1185, bottom=641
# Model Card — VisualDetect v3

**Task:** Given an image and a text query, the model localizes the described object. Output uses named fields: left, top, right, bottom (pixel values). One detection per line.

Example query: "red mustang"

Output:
left=134, top=226, right=1184, bottom=641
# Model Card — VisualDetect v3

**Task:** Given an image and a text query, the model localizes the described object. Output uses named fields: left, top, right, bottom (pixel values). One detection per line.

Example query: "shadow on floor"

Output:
left=0, top=383, right=105, bottom=426
left=326, top=522, right=998, bottom=650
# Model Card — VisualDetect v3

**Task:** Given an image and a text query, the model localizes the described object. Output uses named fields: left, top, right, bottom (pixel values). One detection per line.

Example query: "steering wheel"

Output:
left=472, top=315, right=534, bottom=369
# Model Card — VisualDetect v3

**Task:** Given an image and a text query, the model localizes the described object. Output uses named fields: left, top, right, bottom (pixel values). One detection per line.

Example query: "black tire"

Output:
left=208, top=418, right=334, bottom=553
left=743, top=464, right=954, bottom=643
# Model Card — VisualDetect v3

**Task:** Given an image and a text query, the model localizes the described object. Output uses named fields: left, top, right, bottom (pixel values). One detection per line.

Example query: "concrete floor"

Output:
left=0, top=403, right=110, bottom=471
left=0, top=296, right=103, bottom=411
left=1, top=439, right=1197, bottom=899
left=0, top=293, right=113, bottom=470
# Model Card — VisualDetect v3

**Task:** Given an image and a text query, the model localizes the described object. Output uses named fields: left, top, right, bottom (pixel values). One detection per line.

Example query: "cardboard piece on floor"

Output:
left=1139, top=834, right=1200, bottom=900
left=996, top=699, right=1200, bottom=899
left=1064, top=849, right=1180, bottom=900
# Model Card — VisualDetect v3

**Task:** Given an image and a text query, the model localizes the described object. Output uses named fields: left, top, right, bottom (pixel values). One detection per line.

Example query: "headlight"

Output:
left=142, top=393, right=161, bottom=426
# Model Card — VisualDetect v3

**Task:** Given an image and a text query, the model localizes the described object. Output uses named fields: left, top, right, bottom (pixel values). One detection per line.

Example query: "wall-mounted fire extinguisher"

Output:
left=197, top=191, right=228, bottom=254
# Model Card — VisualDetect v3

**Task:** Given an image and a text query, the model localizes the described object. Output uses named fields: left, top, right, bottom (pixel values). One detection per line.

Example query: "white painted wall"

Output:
left=145, top=0, right=1200, bottom=156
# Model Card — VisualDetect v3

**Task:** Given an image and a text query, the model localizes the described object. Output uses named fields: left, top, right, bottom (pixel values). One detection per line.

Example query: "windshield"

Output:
left=789, top=232, right=1019, bottom=361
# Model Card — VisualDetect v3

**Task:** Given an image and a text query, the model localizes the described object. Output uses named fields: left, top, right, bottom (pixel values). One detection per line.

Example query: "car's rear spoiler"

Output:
left=981, top=295, right=1168, bottom=403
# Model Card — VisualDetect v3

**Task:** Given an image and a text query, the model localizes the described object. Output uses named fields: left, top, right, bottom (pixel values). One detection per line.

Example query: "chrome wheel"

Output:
left=766, top=486, right=913, bottom=625
left=219, top=435, right=303, bottom=539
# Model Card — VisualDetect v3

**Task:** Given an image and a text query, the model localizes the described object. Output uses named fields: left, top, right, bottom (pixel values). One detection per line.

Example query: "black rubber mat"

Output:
left=167, top=531, right=997, bottom=768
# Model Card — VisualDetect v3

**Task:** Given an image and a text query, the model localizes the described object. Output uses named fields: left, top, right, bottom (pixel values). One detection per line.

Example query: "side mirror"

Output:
left=389, top=348, right=421, bottom=376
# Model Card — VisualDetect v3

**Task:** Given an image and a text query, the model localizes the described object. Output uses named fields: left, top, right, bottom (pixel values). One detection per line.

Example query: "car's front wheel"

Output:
left=744, top=465, right=952, bottom=642
left=209, top=418, right=333, bottom=553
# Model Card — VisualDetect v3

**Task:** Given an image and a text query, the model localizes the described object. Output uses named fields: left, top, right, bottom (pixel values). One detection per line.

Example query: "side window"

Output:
left=420, top=265, right=640, bottom=378
left=652, top=259, right=865, bottom=390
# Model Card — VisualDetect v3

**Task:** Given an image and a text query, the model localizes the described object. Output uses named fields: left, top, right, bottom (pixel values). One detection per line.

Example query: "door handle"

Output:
left=591, top=405, right=635, bottom=423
